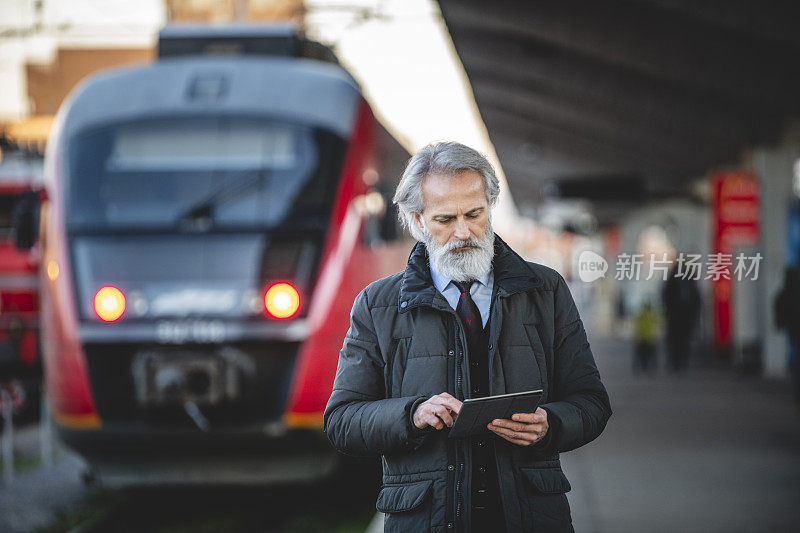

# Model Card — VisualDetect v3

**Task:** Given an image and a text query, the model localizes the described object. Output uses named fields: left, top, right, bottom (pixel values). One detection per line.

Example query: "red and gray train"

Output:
left=14, top=26, right=410, bottom=485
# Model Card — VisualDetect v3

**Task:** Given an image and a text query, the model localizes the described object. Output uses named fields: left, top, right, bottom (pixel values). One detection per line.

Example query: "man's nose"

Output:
left=453, top=218, right=470, bottom=240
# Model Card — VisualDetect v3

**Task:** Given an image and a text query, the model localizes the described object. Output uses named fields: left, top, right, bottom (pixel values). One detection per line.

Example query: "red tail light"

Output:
left=264, top=282, right=300, bottom=319
left=93, top=286, right=126, bottom=322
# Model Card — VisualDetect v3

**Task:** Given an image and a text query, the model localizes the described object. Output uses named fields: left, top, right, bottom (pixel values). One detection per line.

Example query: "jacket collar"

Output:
left=398, top=233, right=542, bottom=313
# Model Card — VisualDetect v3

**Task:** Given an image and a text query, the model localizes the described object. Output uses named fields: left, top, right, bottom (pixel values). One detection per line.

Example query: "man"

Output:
left=324, top=142, right=611, bottom=532
left=662, top=263, right=701, bottom=373
left=774, top=266, right=800, bottom=417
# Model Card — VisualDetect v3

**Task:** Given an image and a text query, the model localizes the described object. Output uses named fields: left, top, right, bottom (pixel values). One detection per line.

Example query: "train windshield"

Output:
left=66, top=117, right=339, bottom=230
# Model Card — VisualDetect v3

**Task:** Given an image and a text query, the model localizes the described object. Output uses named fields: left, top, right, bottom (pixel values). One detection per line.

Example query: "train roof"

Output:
left=158, top=24, right=297, bottom=42
left=60, top=56, right=362, bottom=140
left=156, top=24, right=340, bottom=64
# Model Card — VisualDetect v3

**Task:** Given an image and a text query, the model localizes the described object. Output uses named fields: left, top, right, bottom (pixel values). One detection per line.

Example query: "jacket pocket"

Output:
left=377, top=479, right=433, bottom=532
left=520, top=467, right=574, bottom=532
left=522, top=467, right=571, bottom=494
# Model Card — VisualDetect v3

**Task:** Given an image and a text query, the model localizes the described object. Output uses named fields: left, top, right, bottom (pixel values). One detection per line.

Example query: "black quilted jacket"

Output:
left=324, top=234, right=612, bottom=532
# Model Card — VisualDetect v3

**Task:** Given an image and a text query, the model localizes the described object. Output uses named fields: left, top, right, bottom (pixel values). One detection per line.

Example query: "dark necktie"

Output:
left=453, top=281, right=483, bottom=332
left=454, top=280, right=482, bottom=362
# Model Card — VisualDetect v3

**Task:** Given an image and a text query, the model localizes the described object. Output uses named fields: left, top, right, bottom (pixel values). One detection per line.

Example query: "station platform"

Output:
left=563, top=333, right=800, bottom=532
left=4, top=332, right=799, bottom=532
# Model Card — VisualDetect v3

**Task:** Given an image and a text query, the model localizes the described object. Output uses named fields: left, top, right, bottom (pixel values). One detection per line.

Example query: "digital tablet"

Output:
left=448, top=389, right=543, bottom=439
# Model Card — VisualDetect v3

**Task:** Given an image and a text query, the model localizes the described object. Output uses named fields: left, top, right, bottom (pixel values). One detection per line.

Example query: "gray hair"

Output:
left=393, top=141, right=500, bottom=240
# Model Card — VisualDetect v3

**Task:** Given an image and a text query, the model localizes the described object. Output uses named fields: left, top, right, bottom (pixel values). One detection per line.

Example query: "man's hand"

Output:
left=413, top=392, right=463, bottom=430
left=487, top=407, right=549, bottom=446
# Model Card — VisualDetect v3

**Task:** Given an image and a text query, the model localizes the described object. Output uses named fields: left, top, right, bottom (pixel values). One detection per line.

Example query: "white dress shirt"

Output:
left=429, top=257, right=494, bottom=328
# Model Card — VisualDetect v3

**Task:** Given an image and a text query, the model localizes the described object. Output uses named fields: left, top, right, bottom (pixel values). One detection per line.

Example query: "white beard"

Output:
left=422, top=219, right=495, bottom=282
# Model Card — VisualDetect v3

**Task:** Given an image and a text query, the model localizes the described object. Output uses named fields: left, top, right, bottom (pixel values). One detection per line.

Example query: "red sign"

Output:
left=711, top=171, right=760, bottom=349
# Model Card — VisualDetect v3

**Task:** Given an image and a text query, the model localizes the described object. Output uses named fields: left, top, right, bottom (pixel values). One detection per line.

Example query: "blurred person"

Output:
left=0, top=318, right=25, bottom=383
left=632, top=301, right=660, bottom=374
left=0, top=324, right=26, bottom=428
left=773, top=265, right=800, bottom=416
left=0, top=341, right=18, bottom=385
left=662, top=264, right=701, bottom=373
left=324, top=142, right=611, bottom=532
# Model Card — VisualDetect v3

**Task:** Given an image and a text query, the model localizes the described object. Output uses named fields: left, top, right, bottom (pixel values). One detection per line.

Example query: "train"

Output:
left=0, top=156, right=41, bottom=423
left=13, top=25, right=411, bottom=486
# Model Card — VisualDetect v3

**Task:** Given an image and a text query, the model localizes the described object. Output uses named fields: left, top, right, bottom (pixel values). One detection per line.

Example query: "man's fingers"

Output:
left=433, top=393, right=462, bottom=414
left=511, top=412, right=538, bottom=423
left=413, top=393, right=464, bottom=430
left=426, top=399, right=461, bottom=417
left=488, top=421, right=544, bottom=441
left=426, top=413, right=444, bottom=429
left=487, top=425, right=534, bottom=445
left=488, top=423, right=525, bottom=440
left=419, top=405, right=452, bottom=430
left=490, top=418, right=530, bottom=432
left=432, top=405, right=454, bottom=427
left=447, top=399, right=462, bottom=415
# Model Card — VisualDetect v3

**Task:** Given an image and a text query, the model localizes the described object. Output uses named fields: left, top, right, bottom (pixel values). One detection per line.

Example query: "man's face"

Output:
left=413, top=170, right=495, bottom=282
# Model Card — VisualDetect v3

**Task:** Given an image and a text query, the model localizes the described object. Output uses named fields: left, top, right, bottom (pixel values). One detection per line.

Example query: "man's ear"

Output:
left=412, top=212, right=425, bottom=234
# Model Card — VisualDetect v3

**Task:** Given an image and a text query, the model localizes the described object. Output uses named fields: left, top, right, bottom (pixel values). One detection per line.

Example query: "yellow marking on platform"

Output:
left=53, top=411, right=101, bottom=430
left=284, top=412, right=323, bottom=428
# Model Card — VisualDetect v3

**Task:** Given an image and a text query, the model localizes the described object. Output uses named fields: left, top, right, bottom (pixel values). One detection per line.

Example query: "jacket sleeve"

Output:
left=538, top=273, right=612, bottom=454
left=323, top=287, right=429, bottom=457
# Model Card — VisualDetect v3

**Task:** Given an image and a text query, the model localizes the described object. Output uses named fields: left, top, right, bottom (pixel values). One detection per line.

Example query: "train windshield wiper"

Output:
left=176, top=169, right=270, bottom=225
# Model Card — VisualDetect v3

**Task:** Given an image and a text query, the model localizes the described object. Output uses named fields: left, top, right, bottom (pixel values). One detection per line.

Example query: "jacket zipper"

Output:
left=432, top=288, right=507, bottom=531
left=454, top=288, right=502, bottom=530
left=456, top=342, right=464, bottom=400
left=452, top=313, right=468, bottom=530
left=455, top=462, right=464, bottom=521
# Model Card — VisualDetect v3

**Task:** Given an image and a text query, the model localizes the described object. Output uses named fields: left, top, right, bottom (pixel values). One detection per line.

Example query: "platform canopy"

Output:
left=436, top=0, right=800, bottom=223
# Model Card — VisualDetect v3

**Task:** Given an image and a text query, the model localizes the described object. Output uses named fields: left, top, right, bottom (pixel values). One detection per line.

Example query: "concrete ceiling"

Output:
left=436, top=0, right=800, bottom=222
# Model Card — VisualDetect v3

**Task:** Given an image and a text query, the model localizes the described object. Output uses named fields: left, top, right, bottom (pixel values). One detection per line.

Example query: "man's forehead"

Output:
left=421, top=170, right=486, bottom=207
left=427, top=203, right=486, bottom=218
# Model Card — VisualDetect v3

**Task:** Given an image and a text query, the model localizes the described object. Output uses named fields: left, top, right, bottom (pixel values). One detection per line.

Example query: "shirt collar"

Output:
left=428, top=256, right=493, bottom=294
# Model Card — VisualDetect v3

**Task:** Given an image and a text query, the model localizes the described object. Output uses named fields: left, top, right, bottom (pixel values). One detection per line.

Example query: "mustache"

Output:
left=443, top=238, right=481, bottom=252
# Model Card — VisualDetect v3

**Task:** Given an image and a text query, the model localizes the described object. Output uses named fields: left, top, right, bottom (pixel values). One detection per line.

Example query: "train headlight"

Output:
left=94, top=286, right=126, bottom=322
left=264, top=282, right=300, bottom=319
